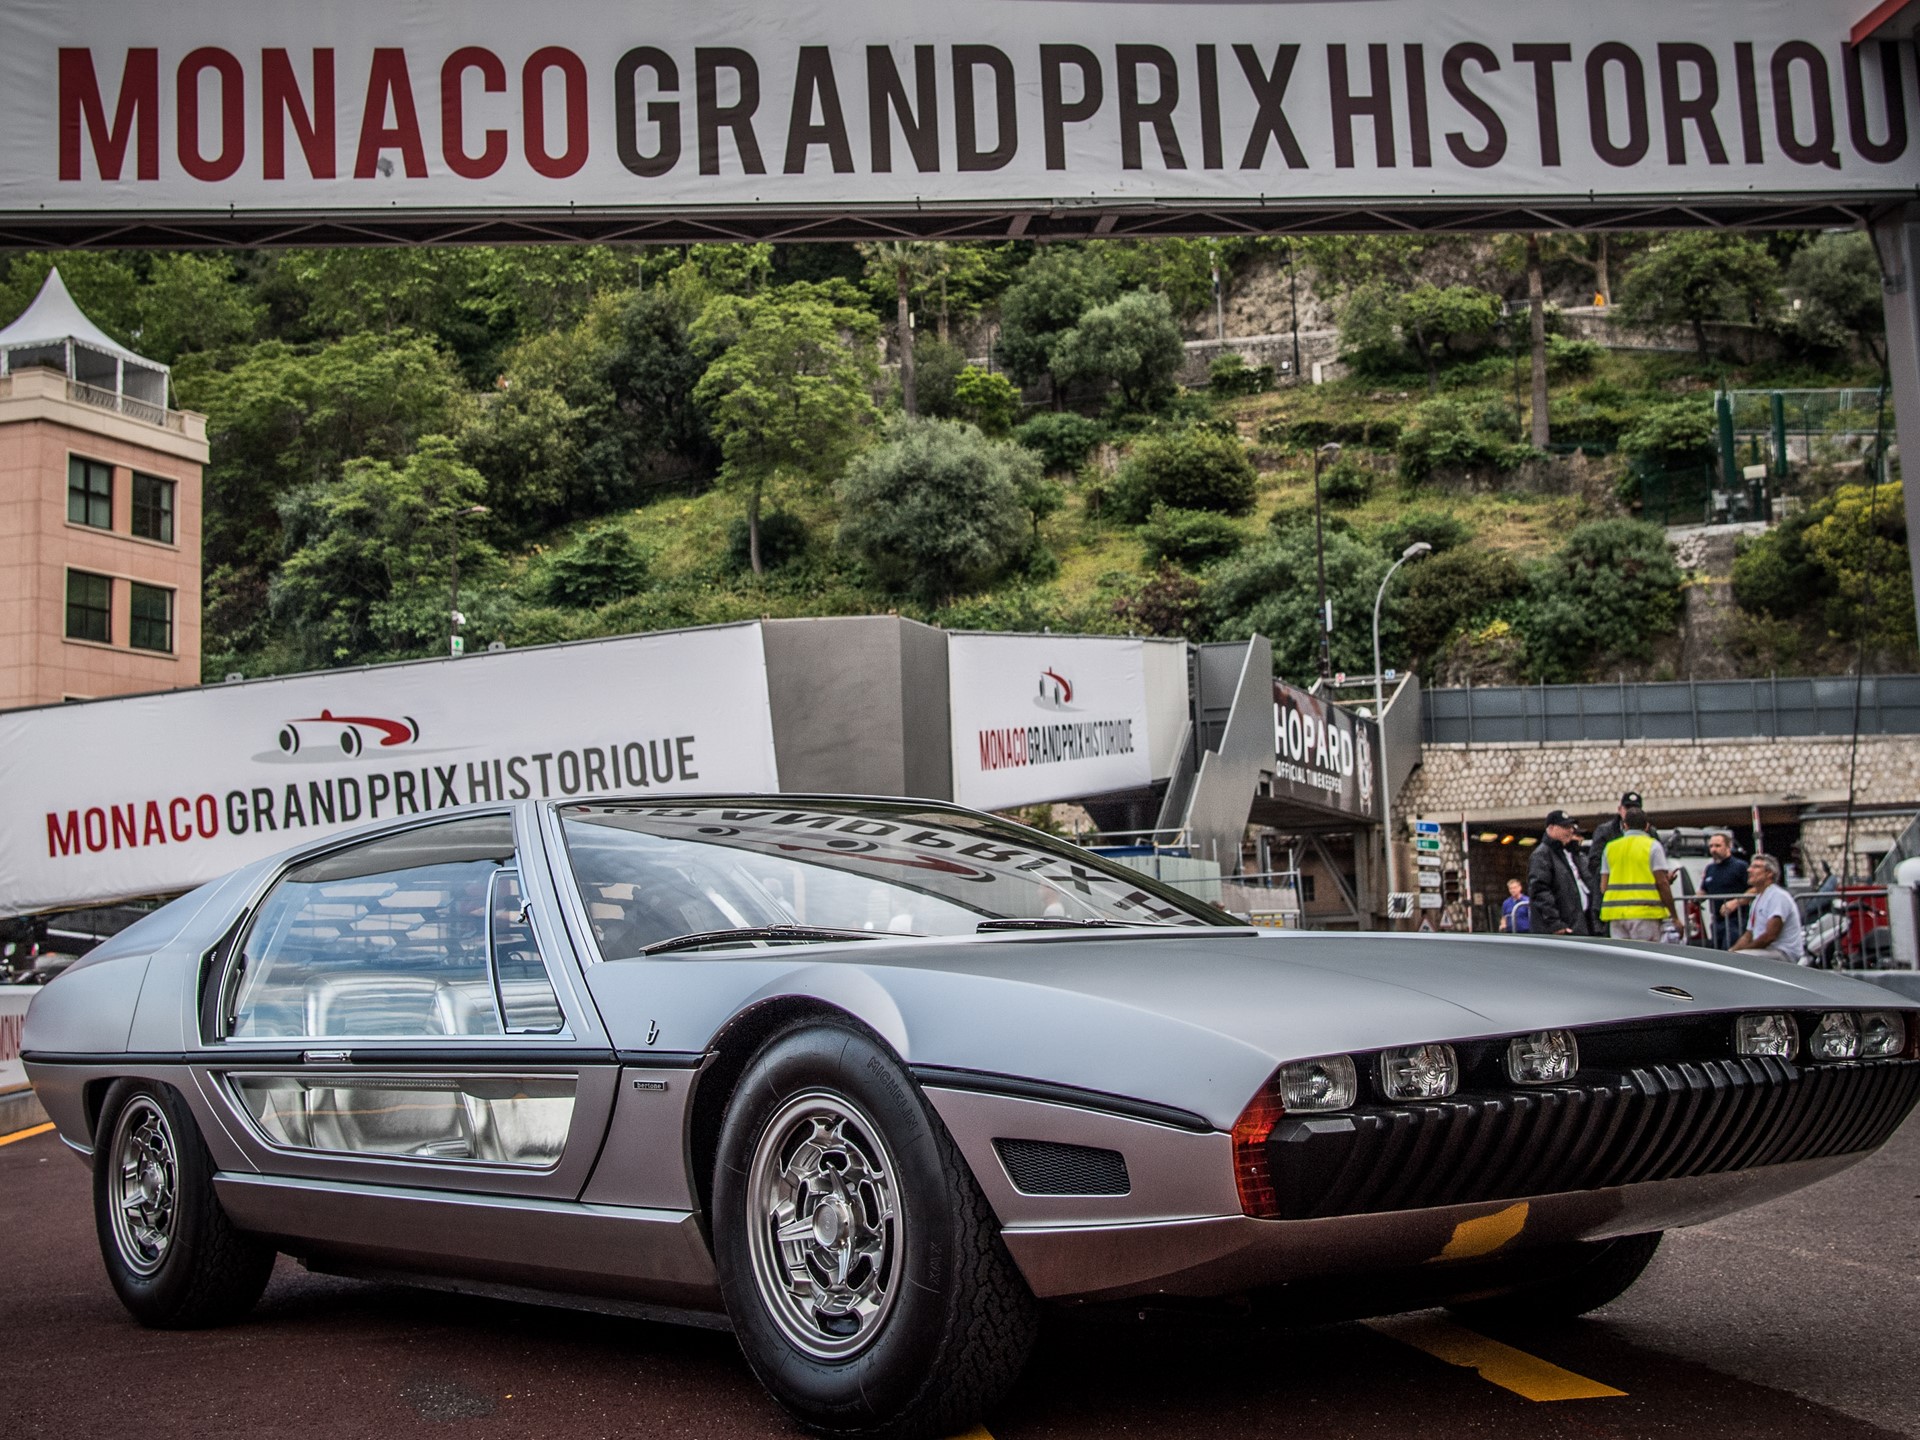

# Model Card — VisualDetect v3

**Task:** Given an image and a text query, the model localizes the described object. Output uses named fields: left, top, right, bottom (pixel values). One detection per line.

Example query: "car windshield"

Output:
left=557, top=800, right=1226, bottom=959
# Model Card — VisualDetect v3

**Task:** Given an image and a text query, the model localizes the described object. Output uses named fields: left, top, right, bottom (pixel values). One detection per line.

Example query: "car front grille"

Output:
left=1265, top=1058, right=1920, bottom=1221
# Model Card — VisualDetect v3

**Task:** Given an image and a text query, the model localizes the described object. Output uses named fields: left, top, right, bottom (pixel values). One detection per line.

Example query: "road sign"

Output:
left=1419, top=893, right=1444, bottom=910
left=1387, top=893, right=1416, bottom=919
left=1414, top=821, right=1441, bottom=835
left=1417, top=870, right=1442, bottom=889
left=1416, top=837, right=1443, bottom=853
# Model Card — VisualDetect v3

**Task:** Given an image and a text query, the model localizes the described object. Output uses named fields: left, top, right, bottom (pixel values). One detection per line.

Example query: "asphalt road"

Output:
left=4, top=1113, right=1918, bottom=1440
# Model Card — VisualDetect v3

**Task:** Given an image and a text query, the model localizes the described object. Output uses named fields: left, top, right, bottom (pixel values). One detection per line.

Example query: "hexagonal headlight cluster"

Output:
left=1734, top=1011, right=1908, bottom=1061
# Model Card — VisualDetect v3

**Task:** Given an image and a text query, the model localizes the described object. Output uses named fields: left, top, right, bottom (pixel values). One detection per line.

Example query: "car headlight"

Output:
left=1378, top=1044, right=1459, bottom=1100
left=1810, top=1011, right=1863, bottom=1060
left=1506, top=1030, right=1579, bottom=1085
left=1277, top=1055, right=1358, bottom=1112
left=1860, top=1011, right=1907, bottom=1059
left=1734, top=1012, right=1798, bottom=1059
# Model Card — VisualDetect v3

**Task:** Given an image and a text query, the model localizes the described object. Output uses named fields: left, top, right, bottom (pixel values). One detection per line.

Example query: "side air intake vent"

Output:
left=993, top=1138, right=1130, bottom=1196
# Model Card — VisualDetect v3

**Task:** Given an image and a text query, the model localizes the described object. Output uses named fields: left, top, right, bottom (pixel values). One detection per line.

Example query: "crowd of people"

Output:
left=1499, top=791, right=1807, bottom=962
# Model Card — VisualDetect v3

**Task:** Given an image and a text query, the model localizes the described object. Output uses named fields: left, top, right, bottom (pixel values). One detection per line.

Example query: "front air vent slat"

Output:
left=993, top=1138, right=1130, bottom=1197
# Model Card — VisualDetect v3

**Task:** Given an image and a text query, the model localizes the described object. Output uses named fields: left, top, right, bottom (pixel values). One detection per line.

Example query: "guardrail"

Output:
left=66, top=379, right=182, bottom=431
left=1424, top=675, right=1920, bottom=745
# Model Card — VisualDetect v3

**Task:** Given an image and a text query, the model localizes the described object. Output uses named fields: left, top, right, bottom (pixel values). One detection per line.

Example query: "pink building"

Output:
left=0, top=270, right=209, bottom=708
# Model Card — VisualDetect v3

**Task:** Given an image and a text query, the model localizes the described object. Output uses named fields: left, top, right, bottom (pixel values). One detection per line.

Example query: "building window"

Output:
left=131, top=472, right=175, bottom=543
left=68, top=457, right=113, bottom=529
left=66, top=570, right=111, bottom=643
left=130, top=582, right=173, bottom=653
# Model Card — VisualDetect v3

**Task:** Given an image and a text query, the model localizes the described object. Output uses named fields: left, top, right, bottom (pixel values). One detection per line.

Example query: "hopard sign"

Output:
left=0, top=0, right=1913, bottom=239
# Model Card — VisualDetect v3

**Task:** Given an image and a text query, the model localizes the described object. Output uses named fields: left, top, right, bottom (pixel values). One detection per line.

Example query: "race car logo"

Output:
left=1033, top=669, right=1077, bottom=711
left=276, top=710, right=421, bottom=758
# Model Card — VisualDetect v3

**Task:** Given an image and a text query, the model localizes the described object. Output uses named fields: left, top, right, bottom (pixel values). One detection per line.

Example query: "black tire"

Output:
left=1447, top=1231, right=1664, bottom=1325
left=92, top=1079, right=275, bottom=1328
left=712, top=1020, right=1038, bottom=1439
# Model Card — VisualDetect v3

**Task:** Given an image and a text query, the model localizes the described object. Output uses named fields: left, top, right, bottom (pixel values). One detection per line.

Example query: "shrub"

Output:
left=1258, top=416, right=1403, bottom=449
left=1209, top=353, right=1275, bottom=396
left=725, top=509, right=811, bottom=573
left=1730, top=511, right=1821, bottom=619
left=912, top=336, right=968, bottom=418
left=1204, top=526, right=1392, bottom=679
left=1396, top=397, right=1530, bottom=482
left=1319, top=458, right=1374, bottom=506
left=1619, top=397, right=1716, bottom=469
left=1519, top=519, right=1683, bottom=681
left=1372, top=508, right=1472, bottom=557
left=1015, top=412, right=1105, bottom=472
left=950, top=366, right=1022, bottom=435
left=835, top=417, right=1033, bottom=604
left=1392, top=548, right=1527, bottom=661
left=1114, top=565, right=1205, bottom=638
left=536, top=525, right=650, bottom=607
left=1546, top=334, right=1604, bottom=377
left=1736, top=482, right=1915, bottom=648
left=1111, top=426, right=1258, bottom=522
left=1138, top=504, right=1247, bottom=568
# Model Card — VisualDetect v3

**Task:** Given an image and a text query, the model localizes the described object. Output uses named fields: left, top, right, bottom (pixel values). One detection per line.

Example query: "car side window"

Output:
left=226, top=815, right=564, bottom=1039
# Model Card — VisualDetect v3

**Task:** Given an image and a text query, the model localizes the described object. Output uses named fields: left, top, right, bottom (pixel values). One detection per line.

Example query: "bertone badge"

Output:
left=1651, top=985, right=1694, bottom=1000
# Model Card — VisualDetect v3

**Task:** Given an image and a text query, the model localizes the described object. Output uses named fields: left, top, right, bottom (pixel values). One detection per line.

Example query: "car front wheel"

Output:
left=713, top=1020, right=1037, bottom=1439
left=93, top=1079, right=275, bottom=1328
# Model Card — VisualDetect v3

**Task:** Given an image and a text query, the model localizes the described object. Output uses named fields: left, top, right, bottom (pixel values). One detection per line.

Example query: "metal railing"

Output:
left=66, top=379, right=181, bottom=431
left=1423, top=675, right=1920, bottom=746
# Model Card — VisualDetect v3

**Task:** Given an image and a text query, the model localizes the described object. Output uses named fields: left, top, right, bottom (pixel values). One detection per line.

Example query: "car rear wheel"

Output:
left=1446, top=1231, right=1664, bottom=1325
left=712, top=1020, right=1038, bottom=1439
left=93, top=1079, right=275, bottom=1328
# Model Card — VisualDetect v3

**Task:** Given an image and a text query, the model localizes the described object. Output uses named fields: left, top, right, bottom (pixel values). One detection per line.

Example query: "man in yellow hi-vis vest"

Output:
left=1599, top=806, right=1677, bottom=942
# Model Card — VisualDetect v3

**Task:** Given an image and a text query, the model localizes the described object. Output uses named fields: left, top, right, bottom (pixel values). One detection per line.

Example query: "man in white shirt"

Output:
left=1728, top=854, right=1805, bottom=964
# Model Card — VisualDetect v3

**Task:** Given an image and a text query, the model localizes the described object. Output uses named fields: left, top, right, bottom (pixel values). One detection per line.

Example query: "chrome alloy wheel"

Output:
left=109, top=1096, right=179, bottom=1277
left=744, top=1090, right=904, bottom=1361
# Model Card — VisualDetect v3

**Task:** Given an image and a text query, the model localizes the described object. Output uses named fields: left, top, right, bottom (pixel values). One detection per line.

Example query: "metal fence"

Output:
left=1423, top=676, right=1920, bottom=746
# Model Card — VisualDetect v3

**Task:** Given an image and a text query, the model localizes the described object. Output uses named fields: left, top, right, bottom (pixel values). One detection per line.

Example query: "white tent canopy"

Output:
left=0, top=267, right=168, bottom=411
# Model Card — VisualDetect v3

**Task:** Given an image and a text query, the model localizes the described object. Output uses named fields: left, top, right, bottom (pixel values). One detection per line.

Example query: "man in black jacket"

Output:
left=1528, top=809, right=1596, bottom=936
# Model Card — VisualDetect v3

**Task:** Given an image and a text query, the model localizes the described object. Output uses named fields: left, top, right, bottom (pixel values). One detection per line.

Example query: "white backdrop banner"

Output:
left=0, top=625, right=780, bottom=917
left=0, top=0, right=1912, bottom=219
left=950, top=634, right=1152, bottom=811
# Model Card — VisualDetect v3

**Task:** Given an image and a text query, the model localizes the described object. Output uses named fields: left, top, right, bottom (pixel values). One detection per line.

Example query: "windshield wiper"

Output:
left=637, top=925, right=913, bottom=956
left=976, top=917, right=1144, bottom=932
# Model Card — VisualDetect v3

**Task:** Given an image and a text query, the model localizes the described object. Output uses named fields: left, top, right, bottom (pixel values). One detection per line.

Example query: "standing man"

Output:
left=1528, top=810, right=1594, bottom=936
left=1599, top=806, right=1678, bottom=942
left=1728, top=854, right=1805, bottom=963
left=1499, top=877, right=1531, bottom=933
left=1586, top=790, right=1641, bottom=932
left=1700, top=830, right=1749, bottom=949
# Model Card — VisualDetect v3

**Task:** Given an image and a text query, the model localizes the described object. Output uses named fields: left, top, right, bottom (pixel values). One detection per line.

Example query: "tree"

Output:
left=860, top=242, right=946, bottom=416
left=1524, top=234, right=1550, bottom=447
left=535, top=525, right=650, bottom=608
left=1618, top=397, right=1716, bottom=470
left=571, top=283, right=716, bottom=505
left=135, top=254, right=266, bottom=363
left=1804, top=482, right=1914, bottom=648
left=271, top=436, right=504, bottom=667
left=996, top=248, right=1118, bottom=401
left=836, top=418, right=1032, bottom=604
left=1051, top=289, right=1188, bottom=413
left=1204, top=525, right=1393, bottom=681
left=1618, top=234, right=1781, bottom=361
left=950, top=366, right=1022, bottom=435
left=1519, top=520, right=1683, bottom=682
left=1399, top=285, right=1503, bottom=391
left=1785, top=231, right=1886, bottom=367
left=693, top=293, right=879, bottom=576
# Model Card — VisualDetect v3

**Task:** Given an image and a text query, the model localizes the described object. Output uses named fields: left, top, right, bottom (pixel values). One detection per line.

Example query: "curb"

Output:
left=0, top=1086, right=49, bottom=1136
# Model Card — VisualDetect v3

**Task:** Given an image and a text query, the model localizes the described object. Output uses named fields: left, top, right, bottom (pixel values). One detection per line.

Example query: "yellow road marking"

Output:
left=1366, top=1315, right=1626, bottom=1402
left=1434, top=1202, right=1530, bottom=1262
left=0, top=1121, right=55, bottom=1147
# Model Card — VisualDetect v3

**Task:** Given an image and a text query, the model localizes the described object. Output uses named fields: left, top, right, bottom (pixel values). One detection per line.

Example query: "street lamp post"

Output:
left=1311, top=442, right=1341, bottom=682
left=448, top=503, right=490, bottom=657
left=1374, top=540, right=1432, bottom=923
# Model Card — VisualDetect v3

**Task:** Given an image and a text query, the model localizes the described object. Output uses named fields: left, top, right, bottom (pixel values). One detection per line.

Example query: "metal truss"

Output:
left=0, top=192, right=1898, bottom=249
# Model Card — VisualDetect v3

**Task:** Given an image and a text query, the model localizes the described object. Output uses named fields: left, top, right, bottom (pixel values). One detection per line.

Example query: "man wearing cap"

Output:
left=1727, top=854, right=1806, bottom=964
left=1599, top=806, right=1678, bottom=942
left=1527, top=810, right=1595, bottom=936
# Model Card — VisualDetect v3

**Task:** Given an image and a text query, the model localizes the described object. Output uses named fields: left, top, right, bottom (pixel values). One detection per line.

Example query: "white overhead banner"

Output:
left=0, top=0, right=1913, bottom=219
left=951, top=633, right=1153, bottom=811
left=0, top=625, right=780, bottom=917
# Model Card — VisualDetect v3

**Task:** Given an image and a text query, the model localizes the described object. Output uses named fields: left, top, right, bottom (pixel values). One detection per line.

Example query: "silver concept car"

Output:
left=23, top=797, right=1920, bottom=1438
